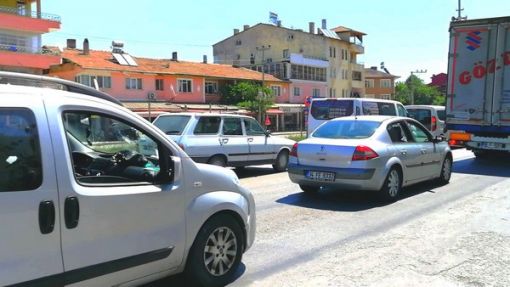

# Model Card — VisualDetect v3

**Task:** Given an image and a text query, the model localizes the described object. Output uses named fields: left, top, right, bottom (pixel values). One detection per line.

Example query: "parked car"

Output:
left=288, top=115, right=452, bottom=201
left=0, top=72, right=255, bottom=287
left=405, top=105, right=446, bottom=137
left=153, top=113, right=295, bottom=171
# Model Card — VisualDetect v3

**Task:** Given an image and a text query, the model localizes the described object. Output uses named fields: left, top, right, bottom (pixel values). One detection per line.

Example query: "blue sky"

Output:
left=42, top=0, right=510, bottom=83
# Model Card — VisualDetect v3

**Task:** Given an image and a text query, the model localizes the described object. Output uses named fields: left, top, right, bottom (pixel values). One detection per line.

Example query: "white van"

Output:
left=307, top=98, right=407, bottom=135
left=0, top=72, right=255, bottom=287
left=405, top=105, right=446, bottom=137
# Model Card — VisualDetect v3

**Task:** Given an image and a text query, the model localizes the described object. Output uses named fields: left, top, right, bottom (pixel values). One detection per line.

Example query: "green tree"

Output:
left=395, top=74, right=444, bottom=105
left=220, top=81, right=274, bottom=122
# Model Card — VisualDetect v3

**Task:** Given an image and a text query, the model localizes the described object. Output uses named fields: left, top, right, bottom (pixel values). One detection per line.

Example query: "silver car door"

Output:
left=221, top=117, right=249, bottom=164
left=405, top=120, right=441, bottom=180
left=387, top=121, right=422, bottom=184
left=243, top=118, right=274, bottom=162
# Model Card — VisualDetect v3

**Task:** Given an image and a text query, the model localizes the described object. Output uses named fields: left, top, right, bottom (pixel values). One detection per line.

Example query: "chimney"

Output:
left=83, top=38, right=89, bottom=55
left=277, top=20, right=282, bottom=27
left=370, top=66, right=377, bottom=70
left=234, top=28, right=240, bottom=35
left=309, top=22, right=315, bottom=34
left=203, top=55, right=207, bottom=64
left=66, top=39, right=76, bottom=49
left=172, top=51, right=178, bottom=61
left=321, top=19, right=327, bottom=29
left=243, top=24, right=250, bottom=31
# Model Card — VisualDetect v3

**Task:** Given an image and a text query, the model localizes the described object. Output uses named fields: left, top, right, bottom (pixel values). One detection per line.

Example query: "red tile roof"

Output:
left=61, top=48, right=284, bottom=82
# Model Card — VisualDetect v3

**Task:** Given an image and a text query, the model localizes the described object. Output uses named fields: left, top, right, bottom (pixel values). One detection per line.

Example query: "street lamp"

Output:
left=409, top=69, right=427, bottom=104
left=256, top=45, right=271, bottom=123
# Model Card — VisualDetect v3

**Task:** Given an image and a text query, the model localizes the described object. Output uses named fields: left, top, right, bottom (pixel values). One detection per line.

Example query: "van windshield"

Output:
left=310, top=100, right=354, bottom=120
left=153, top=115, right=191, bottom=135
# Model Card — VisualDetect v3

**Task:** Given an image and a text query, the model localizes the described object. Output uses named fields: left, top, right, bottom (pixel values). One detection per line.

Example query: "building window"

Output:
left=352, top=71, right=362, bottom=81
left=205, top=81, right=218, bottom=94
left=271, top=85, right=282, bottom=97
left=178, top=79, right=192, bottom=93
left=293, top=87, right=301, bottom=97
left=380, top=94, right=391, bottom=100
left=235, top=39, right=242, bottom=46
left=125, top=78, right=142, bottom=90
left=155, top=79, right=164, bottom=91
left=75, top=75, right=111, bottom=89
left=283, top=49, right=289, bottom=59
left=380, top=79, right=392, bottom=88
left=312, top=88, right=320, bottom=98
left=290, top=64, right=326, bottom=82
left=365, top=79, right=375, bottom=88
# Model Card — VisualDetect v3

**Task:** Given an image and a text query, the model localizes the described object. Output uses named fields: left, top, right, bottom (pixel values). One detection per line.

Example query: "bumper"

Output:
left=288, top=163, right=383, bottom=191
left=239, top=185, right=256, bottom=251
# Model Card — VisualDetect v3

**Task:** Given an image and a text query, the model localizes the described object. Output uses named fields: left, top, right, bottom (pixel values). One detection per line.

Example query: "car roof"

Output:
left=311, top=97, right=400, bottom=104
left=156, top=112, right=254, bottom=119
left=405, top=105, right=445, bottom=110
left=0, top=71, right=122, bottom=106
left=329, top=115, right=399, bottom=122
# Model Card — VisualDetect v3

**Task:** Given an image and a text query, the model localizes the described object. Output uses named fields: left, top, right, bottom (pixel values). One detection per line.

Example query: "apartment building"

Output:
left=0, top=0, right=60, bottom=74
left=47, top=40, right=291, bottom=125
left=212, top=19, right=366, bottom=104
left=364, top=67, right=399, bottom=99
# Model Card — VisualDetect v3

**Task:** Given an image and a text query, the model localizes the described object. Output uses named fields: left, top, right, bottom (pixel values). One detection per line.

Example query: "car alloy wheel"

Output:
left=380, top=167, right=401, bottom=202
left=438, top=157, right=452, bottom=184
left=203, top=227, right=238, bottom=276
left=273, top=150, right=289, bottom=172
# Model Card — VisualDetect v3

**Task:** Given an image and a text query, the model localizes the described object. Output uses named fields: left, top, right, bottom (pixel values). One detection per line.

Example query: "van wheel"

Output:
left=272, top=150, right=289, bottom=172
left=380, top=167, right=401, bottom=202
left=186, top=214, right=244, bottom=287
left=208, top=155, right=226, bottom=167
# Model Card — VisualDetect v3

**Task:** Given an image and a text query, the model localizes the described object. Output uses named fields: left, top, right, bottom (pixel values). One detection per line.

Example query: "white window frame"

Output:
left=178, top=79, right=193, bottom=93
left=365, top=79, right=375, bottom=88
left=380, top=79, right=392, bottom=88
left=76, top=75, right=111, bottom=89
left=125, top=78, right=142, bottom=90
left=293, top=87, right=301, bottom=97
left=271, top=85, right=282, bottom=97
left=312, top=88, right=320, bottom=98
left=205, top=81, right=218, bottom=94
left=380, top=94, right=391, bottom=100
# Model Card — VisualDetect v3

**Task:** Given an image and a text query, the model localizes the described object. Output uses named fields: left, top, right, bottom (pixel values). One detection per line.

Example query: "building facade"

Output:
left=46, top=40, right=299, bottom=130
left=212, top=20, right=366, bottom=103
left=364, top=67, right=399, bottom=99
left=0, top=0, right=60, bottom=74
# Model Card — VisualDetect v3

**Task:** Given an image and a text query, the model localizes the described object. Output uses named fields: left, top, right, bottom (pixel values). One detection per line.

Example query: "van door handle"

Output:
left=64, top=196, right=80, bottom=229
left=248, top=138, right=254, bottom=142
left=221, top=138, right=229, bottom=144
left=39, top=200, right=55, bottom=234
left=420, top=149, right=427, bottom=154
left=399, top=150, right=407, bottom=155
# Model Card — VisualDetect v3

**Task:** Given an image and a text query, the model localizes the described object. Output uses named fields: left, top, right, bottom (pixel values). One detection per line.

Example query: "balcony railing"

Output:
left=0, top=43, right=60, bottom=56
left=0, top=6, right=61, bottom=22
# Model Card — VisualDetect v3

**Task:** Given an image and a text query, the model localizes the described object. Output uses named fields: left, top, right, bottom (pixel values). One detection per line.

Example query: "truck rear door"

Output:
left=447, top=22, right=498, bottom=126
left=493, top=22, right=510, bottom=125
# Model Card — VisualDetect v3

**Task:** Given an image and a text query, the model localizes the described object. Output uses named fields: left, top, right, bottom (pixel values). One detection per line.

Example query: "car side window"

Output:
left=63, top=112, right=163, bottom=185
left=194, top=116, right=221, bottom=135
left=222, top=117, right=243, bottom=135
left=244, top=118, right=266, bottom=136
left=387, top=122, right=409, bottom=143
left=397, top=104, right=407, bottom=117
left=405, top=120, right=432, bottom=143
left=0, top=108, right=42, bottom=192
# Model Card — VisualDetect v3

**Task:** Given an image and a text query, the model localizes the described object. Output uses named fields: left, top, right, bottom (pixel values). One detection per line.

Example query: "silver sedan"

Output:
left=288, top=116, right=452, bottom=201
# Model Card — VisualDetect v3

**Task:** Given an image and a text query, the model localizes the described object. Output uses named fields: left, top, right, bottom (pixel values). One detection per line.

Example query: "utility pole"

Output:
left=410, top=69, right=427, bottom=105
left=455, top=0, right=467, bottom=21
left=256, top=45, right=271, bottom=123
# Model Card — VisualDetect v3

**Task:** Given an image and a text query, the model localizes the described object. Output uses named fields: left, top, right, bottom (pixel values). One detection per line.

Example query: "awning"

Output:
left=266, top=109, right=284, bottom=115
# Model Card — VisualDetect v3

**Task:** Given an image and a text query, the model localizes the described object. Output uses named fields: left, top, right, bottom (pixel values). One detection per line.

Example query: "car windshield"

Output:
left=312, top=120, right=381, bottom=139
left=153, top=115, right=191, bottom=135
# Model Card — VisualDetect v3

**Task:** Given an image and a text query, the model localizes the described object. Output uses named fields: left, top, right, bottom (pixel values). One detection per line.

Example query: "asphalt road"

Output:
left=155, top=149, right=510, bottom=286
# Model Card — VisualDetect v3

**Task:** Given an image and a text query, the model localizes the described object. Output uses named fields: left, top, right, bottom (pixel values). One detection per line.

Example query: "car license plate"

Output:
left=480, top=142, right=502, bottom=149
left=305, top=171, right=336, bottom=182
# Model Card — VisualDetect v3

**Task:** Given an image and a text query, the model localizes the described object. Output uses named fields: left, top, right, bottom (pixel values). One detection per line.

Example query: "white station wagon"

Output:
left=153, top=113, right=295, bottom=171
left=0, top=72, right=255, bottom=287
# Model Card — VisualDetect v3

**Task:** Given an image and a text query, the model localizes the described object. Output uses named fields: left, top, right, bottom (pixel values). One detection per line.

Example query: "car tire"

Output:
left=380, top=167, right=401, bottom=202
left=186, top=214, right=244, bottom=287
left=208, top=155, right=227, bottom=167
left=272, top=150, right=289, bottom=172
left=299, top=184, right=320, bottom=194
left=436, top=156, right=452, bottom=185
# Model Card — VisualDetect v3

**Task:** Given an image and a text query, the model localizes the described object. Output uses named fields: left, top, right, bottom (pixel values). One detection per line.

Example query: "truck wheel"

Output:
left=186, top=214, right=244, bottom=287
left=272, top=150, right=289, bottom=172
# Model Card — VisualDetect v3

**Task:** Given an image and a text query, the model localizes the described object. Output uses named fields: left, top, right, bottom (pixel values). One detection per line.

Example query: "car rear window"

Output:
left=362, top=101, right=397, bottom=116
left=406, top=109, right=432, bottom=130
left=153, top=115, right=191, bottom=135
left=194, top=116, right=221, bottom=134
left=312, top=120, right=381, bottom=139
left=310, top=100, right=354, bottom=120
left=437, top=110, right=446, bottom=121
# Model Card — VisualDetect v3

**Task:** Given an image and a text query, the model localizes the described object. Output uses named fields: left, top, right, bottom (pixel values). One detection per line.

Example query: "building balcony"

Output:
left=351, top=63, right=364, bottom=72
left=0, top=46, right=60, bottom=70
left=0, top=6, right=60, bottom=33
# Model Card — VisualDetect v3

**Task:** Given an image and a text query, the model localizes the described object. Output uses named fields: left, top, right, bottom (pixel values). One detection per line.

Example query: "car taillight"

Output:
left=290, top=143, right=298, bottom=157
left=352, top=145, right=379, bottom=161
left=431, top=116, right=437, bottom=131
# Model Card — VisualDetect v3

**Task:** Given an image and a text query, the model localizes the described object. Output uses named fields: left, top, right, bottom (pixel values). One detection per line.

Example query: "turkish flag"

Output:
left=265, top=115, right=271, bottom=126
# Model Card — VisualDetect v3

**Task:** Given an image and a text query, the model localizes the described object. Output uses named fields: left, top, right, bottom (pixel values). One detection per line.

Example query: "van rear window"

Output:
left=310, top=100, right=354, bottom=120
left=407, top=109, right=432, bottom=130
left=362, top=101, right=396, bottom=116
